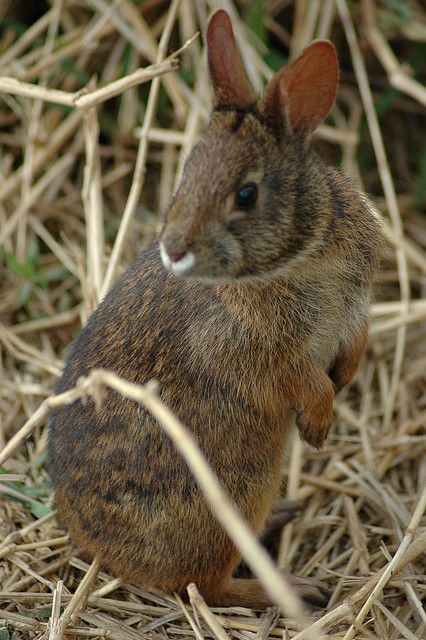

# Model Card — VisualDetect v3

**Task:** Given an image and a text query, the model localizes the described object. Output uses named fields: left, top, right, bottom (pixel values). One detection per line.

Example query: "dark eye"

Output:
left=236, top=183, right=258, bottom=210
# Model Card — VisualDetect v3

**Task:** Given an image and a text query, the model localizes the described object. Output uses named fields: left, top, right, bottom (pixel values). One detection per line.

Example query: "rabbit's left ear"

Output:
left=207, top=10, right=254, bottom=109
left=262, top=40, right=339, bottom=132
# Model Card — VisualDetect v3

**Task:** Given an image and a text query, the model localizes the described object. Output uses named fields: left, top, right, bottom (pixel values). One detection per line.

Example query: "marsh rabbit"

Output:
left=49, top=10, right=382, bottom=608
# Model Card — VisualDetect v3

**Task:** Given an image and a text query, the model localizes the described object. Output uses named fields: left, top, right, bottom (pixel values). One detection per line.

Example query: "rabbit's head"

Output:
left=160, top=10, right=339, bottom=282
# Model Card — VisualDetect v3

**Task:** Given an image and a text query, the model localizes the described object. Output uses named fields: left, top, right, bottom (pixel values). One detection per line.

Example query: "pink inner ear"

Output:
left=281, top=41, right=339, bottom=131
left=207, top=10, right=254, bottom=108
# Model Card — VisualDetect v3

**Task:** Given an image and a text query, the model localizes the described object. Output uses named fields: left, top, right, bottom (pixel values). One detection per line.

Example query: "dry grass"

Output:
left=0, top=0, right=425, bottom=638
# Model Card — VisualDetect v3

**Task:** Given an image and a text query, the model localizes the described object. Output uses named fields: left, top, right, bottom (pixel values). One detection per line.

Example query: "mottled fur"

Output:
left=48, top=10, right=383, bottom=608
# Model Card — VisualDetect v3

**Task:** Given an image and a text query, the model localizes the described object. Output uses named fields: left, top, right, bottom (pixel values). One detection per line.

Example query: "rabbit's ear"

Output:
left=262, top=41, right=338, bottom=132
left=207, top=10, right=254, bottom=109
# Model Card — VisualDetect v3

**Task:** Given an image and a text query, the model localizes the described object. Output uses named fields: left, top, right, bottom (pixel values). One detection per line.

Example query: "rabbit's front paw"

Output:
left=295, top=379, right=335, bottom=448
left=329, top=320, right=368, bottom=393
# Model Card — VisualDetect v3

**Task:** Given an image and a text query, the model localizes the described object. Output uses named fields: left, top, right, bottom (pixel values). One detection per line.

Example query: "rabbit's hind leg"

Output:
left=199, top=575, right=329, bottom=609
left=262, top=498, right=302, bottom=537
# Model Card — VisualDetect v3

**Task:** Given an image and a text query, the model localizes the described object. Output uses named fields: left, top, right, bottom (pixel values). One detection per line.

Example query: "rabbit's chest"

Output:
left=192, top=280, right=356, bottom=384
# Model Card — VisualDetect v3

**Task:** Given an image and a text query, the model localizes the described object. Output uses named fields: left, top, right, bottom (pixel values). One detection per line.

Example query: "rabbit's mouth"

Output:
left=159, top=242, right=196, bottom=276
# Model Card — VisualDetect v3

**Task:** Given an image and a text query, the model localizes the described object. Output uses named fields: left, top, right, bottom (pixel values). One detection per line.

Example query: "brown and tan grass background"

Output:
left=0, top=0, right=425, bottom=638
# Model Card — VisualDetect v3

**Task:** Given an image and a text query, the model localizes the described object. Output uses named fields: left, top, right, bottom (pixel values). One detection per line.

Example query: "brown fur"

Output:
left=48, top=10, right=383, bottom=609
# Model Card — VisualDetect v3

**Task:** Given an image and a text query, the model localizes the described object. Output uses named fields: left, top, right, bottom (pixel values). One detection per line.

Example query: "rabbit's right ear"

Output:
left=207, top=10, right=254, bottom=109
left=262, top=40, right=339, bottom=133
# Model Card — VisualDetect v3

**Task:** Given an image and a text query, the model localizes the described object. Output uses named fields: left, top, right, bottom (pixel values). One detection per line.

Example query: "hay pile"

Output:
left=0, top=1, right=425, bottom=638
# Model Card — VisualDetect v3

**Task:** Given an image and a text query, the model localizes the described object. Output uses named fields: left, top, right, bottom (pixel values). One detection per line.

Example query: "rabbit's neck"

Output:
left=216, top=259, right=332, bottom=332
